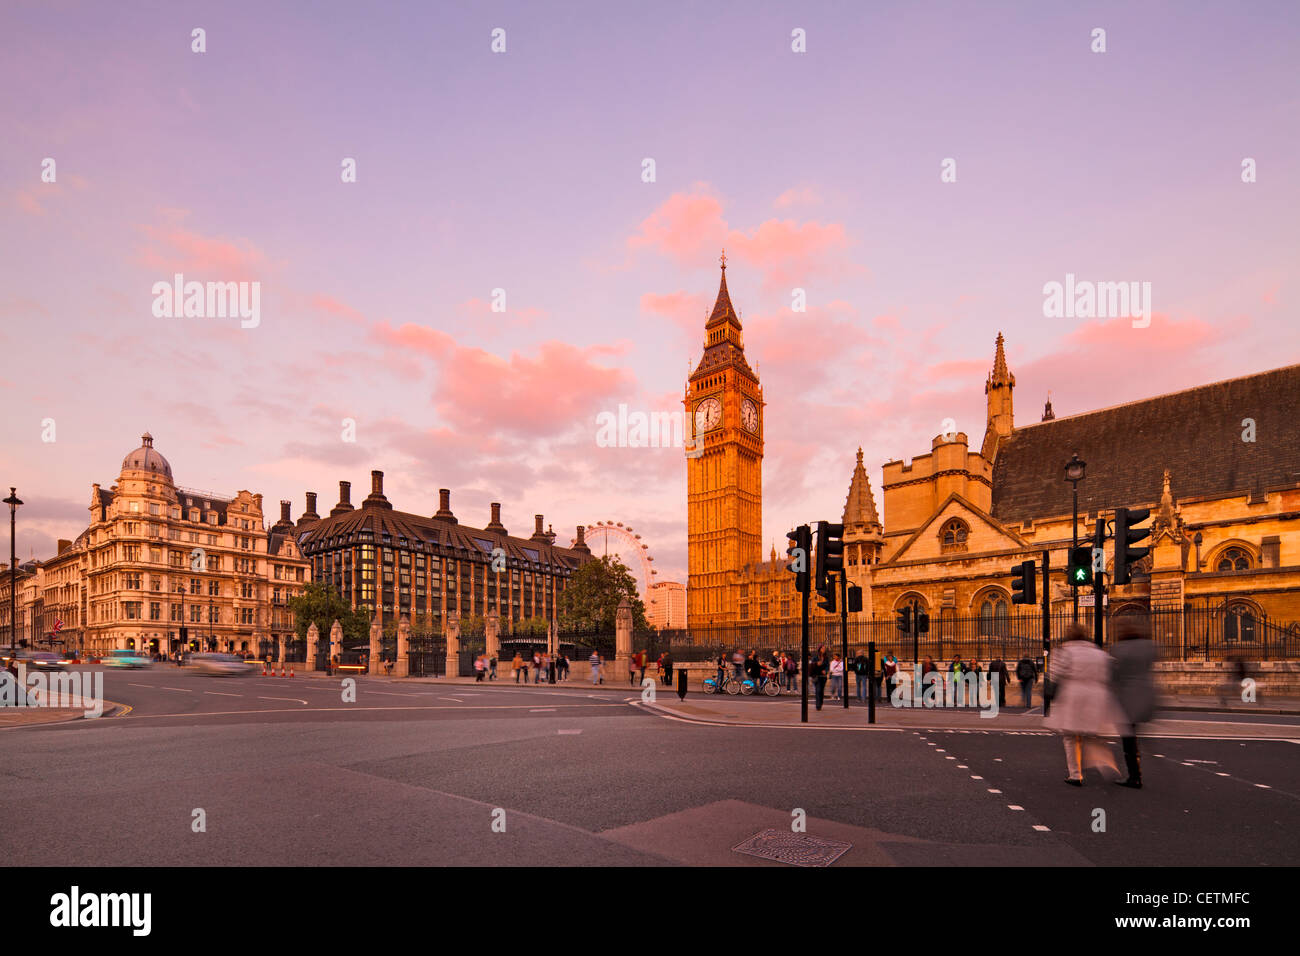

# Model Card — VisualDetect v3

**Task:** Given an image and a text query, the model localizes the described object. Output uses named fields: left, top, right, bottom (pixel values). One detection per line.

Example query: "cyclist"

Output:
left=744, top=650, right=762, bottom=691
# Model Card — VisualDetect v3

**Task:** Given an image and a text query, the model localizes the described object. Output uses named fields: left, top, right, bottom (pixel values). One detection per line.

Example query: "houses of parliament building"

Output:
left=685, top=259, right=1300, bottom=638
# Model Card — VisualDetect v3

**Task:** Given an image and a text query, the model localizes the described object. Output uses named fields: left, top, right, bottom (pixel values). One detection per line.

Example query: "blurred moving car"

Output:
left=9, top=650, right=66, bottom=671
left=102, top=648, right=153, bottom=669
left=191, top=653, right=258, bottom=677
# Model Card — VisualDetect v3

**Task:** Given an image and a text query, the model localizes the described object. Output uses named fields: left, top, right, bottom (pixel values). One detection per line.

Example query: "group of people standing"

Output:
left=503, top=650, right=570, bottom=684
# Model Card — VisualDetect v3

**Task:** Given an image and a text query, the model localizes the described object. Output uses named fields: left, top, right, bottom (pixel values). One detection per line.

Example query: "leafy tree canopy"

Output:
left=288, top=582, right=371, bottom=645
left=558, top=555, right=648, bottom=632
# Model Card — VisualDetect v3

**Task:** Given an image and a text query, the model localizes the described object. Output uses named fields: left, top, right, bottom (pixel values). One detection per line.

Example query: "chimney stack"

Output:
left=434, top=488, right=457, bottom=524
left=487, top=502, right=506, bottom=534
left=531, top=514, right=547, bottom=541
left=363, top=470, right=393, bottom=509
left=573, top=525, right=590, bottom=555
left=280, top=500, right=291, bottom=523
left=297, top=491, right=321, bottom=529
left=57, top=539, right=72, bottom=555
left=330, top=480, right=355, bottom=516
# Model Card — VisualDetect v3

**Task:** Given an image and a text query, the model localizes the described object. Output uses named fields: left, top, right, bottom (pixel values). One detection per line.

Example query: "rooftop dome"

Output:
left=121, top=432, right=173, bottom=480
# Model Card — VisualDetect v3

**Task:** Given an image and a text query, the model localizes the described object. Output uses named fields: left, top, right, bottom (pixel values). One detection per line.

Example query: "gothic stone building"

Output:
left=848, top=338, right=1300, bottom=644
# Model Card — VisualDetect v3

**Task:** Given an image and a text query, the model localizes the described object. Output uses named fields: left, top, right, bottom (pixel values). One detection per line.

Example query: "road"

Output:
left=1, top=665, right=1296, bottom=866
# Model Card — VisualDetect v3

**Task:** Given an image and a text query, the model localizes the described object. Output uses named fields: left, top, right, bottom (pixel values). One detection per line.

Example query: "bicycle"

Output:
left=702, top=670, right=742, bottom=695
left=740, top=671, right=782, bottom=697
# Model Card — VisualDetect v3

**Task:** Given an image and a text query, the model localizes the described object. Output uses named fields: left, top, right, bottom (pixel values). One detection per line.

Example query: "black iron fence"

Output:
left=632, top=606, right=1300, bottom=663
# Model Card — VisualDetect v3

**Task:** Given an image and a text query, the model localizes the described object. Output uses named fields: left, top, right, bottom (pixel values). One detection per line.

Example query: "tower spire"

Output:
left=707, top=250, right=739, bottom=329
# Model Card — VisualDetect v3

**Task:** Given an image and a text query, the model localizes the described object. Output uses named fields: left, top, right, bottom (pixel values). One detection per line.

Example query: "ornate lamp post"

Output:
left=5, top=488, right=22, bottom=653
left=176, top=583, right=186, bottom=662
left=1063, top=454, right=1087, bottom=623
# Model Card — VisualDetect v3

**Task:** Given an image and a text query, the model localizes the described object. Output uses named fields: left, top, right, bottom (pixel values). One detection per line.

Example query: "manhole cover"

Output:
left=731, top=829, right=852, bottom=867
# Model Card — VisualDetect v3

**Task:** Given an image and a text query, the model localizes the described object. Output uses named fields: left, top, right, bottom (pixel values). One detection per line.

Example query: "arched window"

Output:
left=939, top=518, right=970, bottom=552
left=1223, top=603, right=1257, bottom=643
left=1216, top=547, right=1251, bottom=572
left=978, top=594, right=1009, bottom=637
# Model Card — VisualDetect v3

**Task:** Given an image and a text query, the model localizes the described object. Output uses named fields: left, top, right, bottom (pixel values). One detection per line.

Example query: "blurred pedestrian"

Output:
left=853, top=649, right=870, bottom=703
left=988, top=656, right=1008, bottom=707
left=783, top=651, right=797, bottom=690
left=882, top=652, right=898, bottom=702
left=474, top=654, right=486, bottom=682
left=745, top=650, right=762, bottom=692
left=489, top=655, right=497, bottom=680
left=1111, top=620, right=1156, bottom=789
left=662, top=650, right=673, bottom=686
left=589, top=649, right=603, bottom=684
left=810, top=644, right=829, bottom=710
left=1016, top=655, right=1037, bottom=708
left=512, top=652, right=523, bottom=683
left=1045, top=624, right=1124, bottom=786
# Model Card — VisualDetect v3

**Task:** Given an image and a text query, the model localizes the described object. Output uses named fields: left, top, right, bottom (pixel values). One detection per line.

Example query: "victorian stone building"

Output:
left=293, top=472, right=591, bottom=634
left=4, top=433, right=311, bottom=658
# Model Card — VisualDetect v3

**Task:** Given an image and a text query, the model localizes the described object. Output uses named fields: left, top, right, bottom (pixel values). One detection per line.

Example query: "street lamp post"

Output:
left=177, top=583, right=186, bottom=661
left=5, top=488, right=22, bottom=653
left=1064, top=454, right=1087, bottom=624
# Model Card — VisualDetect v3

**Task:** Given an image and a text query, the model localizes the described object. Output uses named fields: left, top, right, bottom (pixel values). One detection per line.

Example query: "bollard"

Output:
left=867, top=641, right=876, bottom=724
left=677, top=668, right=687, bottom=700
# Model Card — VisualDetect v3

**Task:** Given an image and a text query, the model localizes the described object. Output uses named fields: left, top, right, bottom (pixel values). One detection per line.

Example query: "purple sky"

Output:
left=3, top=1, right=1297, bottom=586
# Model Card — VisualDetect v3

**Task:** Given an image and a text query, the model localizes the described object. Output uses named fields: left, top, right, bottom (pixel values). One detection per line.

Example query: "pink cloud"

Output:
left=640, top=290, right=709, bottom=335
left=628, top=186, right=855, bottom=290
left=135, top=211, right=270, bottom=280
left=773, top=186, right=822, bottom=209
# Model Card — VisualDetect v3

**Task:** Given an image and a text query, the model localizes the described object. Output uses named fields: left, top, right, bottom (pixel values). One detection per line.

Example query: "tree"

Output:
left=515, top=615, right=550, bottom=638
left=288, top=582, right=370, bottom=646
left=558, top=555, right=648, bottom=632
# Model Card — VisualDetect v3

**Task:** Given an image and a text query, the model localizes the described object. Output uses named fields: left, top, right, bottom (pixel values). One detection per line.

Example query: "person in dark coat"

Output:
left=809, top=644, right=829, bottom=710
left=1016, top=656, right=1037, bottom=708
left=988, top=657, right=1009, bottom=707
left=1110, top=620, right=1156, bottom=788
left=661, top=650, right=673, bottom=686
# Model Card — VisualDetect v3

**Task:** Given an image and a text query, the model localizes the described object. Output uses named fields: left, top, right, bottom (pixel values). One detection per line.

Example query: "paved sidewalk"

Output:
left=0, top=706, right=90, bottom=728
left=634, top=693, right=1300, bottom=738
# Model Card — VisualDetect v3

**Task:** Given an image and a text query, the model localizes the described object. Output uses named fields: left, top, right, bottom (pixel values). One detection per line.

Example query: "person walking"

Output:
left=661, top=650, right=673, bottom=686
left=783, top=652, right=797, bottom=691
left=809, top=644, right=829, bottom=710
left=829, top=653, right=845, bottom=700
left=589, top=649, right=602, bottom=685
left=629, top=650, right=639, bottom=686
left=1045, top=624, right=1124, bottom=786
left=853, top=649, right=870, bottom=704
left=474, top=654, right=486, bottom=682
left=488, top=655, right=497, bottom=681
left=533, top=651, right=542, bottom=684
left=966, top=658, right=983, bottom=706
left=882, top=652, right=899, bottom=702
left=948, top=656, right=964, bottom=706
left=512, top=651, right=523, bottom=683
left=1110, top=620, right=1156, bottom=789
left=988, top=656, right=1008, bottom=707
left=1016, top=655, right=1037, bottom=708
left=744, top=650, right=762, bottom=693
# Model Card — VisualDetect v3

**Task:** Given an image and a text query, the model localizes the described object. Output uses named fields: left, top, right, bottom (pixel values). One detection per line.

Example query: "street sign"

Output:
left=1078, top=594, right=1109, bottom=607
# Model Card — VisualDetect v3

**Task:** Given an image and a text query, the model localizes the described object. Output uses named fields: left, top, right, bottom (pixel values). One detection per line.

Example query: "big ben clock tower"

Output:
left=685, top=252, right=764, bottom=626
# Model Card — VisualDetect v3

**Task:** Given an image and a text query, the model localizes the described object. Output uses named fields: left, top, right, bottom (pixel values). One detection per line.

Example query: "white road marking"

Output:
left=439, top=697, right=464, bottom=703
left=257, top=696, right=307, bottom=705
left=1007, top=805, right=1024, bottom=811
left=971, top=775, right=983, bottom=780
left=945, top=756, right=956, bottom=760
left=1255, top=784, right=1272, bottom=789
left=988, top=789, right=1002, bottom=794
left=1216, top=772, right=1230, bottom=777
left=530, top=708, right=557, bottom=712
left=558, top=729, right=582, bottom=735
left=957, top=764, right=968, bottom=769
left=161, top=687, right=194, bottom=693
left=1032, top=825, right=1050, bottom=831
left=204, top=692, right=242, bottom=697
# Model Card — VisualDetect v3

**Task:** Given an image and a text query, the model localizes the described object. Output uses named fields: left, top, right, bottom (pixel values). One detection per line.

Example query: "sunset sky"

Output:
left=3, top=1, right=1297, bottom=586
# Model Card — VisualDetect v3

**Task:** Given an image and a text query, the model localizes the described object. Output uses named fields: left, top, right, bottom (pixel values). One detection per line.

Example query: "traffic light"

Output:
left=847, top=586, right=863, bottom=613
left=1066, top=546, right=1092, bottom=586
left=1010, top=559, right=1037, bottom=605
left=785, top=525, right=811, bottom=593
left=814, top=521, right=845, bottom=598
left=895, top=607, right=911, bottom=632
left=817, top=576, right=836, bottom=613
left=1113, top=507, right=1151, bottom=585
left=916, top=611, right=929, bottom=633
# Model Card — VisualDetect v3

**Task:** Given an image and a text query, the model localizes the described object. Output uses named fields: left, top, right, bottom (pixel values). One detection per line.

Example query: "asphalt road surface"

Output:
left=2, top=666, right=1296, bottom=866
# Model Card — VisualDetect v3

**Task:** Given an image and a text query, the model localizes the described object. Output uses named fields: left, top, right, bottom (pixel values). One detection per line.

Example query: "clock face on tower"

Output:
left=695, top=397, right=722, bottom=433
left=741, top=399, right=758, bottom=433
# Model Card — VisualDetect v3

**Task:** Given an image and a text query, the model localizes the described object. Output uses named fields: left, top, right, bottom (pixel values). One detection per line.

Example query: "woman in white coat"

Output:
left=1044, top=625, right=1125, bottom=786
